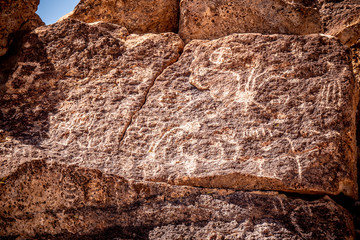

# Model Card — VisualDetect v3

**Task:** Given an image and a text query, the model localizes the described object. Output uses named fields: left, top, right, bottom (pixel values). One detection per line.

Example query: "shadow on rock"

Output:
left=0, top=30, right=61, bottom=146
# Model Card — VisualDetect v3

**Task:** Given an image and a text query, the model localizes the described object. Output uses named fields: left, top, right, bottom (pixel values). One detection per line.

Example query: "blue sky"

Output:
left=36, top=0, right=80, bottom=25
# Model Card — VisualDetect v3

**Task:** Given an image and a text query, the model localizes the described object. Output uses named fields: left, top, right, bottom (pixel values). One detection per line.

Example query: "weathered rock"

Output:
left=352, top=41, right=360, bottom=81
left=65, top=0, right=180, bottom=34
left=0, top=0, right=43, bottom=56
left=179, top=0, right=322, bottom=42
left=119, top=33, right=358, bottom=198
left=0, top=160, right=355, bottom=239
left=319, top=0, right=360, bottom=47
left=0, top=20, right=357, bottom=199
left=0, top=19, right=184, bottom=177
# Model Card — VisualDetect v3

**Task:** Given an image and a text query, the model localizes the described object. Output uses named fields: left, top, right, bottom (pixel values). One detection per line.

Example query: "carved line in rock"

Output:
left=189, top=47, right=299, bottom=180
left=317, top=65, right=344, bottom=110
left=290, top=202, right=343, bottom=239
left=190, top=46, right=289, bottom=113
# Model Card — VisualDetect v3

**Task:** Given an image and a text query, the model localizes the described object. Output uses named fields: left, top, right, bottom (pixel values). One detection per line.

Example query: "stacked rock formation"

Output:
left=1, top=0, right=360, bottom=239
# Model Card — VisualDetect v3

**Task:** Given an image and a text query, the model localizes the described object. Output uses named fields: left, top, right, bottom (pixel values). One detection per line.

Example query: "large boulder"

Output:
left=0, top=0, right=43, bottom=56
left=119, top=33, right=358, bottom=198
left=0, top=19, right=184, bottom=178
left=179, top=0, right=322, bottom=42
left=0, top=160, right=354, bottom=239
left=65, top=0, right=180, bottom=34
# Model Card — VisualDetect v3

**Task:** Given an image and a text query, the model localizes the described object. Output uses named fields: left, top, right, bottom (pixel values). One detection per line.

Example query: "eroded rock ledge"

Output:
left=0, top=160, right=354, bottom=239
left=179, top=0, right=322, bottom=42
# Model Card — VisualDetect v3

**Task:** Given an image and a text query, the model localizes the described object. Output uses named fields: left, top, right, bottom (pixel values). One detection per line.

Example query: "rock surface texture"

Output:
left=0, top=19, right=183, bottom=178
left=0, top=160, right=355, bottom=239
left=1, top=26, right=357, bottom=198
left=119, top=34, right=358, bottom=198
left=0, top=0, right=43, bottom=56
left=65, top=0, right=180, bottom=34
left=1, top=0, right=360, bottom=239
left=179, top=0, right=322, bottom=42
left=320, top=0, right=360, bottom=47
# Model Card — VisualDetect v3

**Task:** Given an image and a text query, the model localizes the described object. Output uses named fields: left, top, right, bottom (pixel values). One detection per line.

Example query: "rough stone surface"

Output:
left=1, top=28, right=357, bottom=198
left=0, top=160, right=355, bottom=239
left=65, top=0, right=180, bottom=34
left=179, top=0, right=322, bottom=42
left=353, top=41, right=360, bottom=237
left=0, top=0, right=43, bottom=56
left=0, top=19, right=184, bottom=178
left=319, top=0, right=360, bottom=47
left=118, top=33, right=358, bottom=198
left=352, top=41, right=360, bottom=81
left=1, top=2, right=360, bottom=238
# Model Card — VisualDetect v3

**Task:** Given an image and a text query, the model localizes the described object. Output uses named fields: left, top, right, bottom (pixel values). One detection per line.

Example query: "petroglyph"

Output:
left=45, top=67, right=156, bottom=155
left=290, top=202, right=340, bottom=239
left=317, top=64, right=346, bottom=109
left=286, top=138, right=303, bottom=181
left=209, top=47, right=233, bottom=65
left=121, top=34, right=357, bottom=196
left=123, top=34, right=357, bottom=196
left=190, top=46, right=291, bottom=115
left=0, top=20, right=185, bottom=179
left=318, top=79, right=343, bottom=109
left=1, top=27, right=356, bottom=198
left=242, top=127, right=273, bottom=139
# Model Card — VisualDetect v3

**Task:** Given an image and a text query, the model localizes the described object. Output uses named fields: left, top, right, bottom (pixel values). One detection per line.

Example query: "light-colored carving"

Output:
left=318, top=79, right=342, bottom=109
left=317, top=64, right=344, bottom=109
left=286, top=138, right=303, bottom=181
left=209, top=47, right=232, bottom=65
left=242, top=127, right=273, bottom=139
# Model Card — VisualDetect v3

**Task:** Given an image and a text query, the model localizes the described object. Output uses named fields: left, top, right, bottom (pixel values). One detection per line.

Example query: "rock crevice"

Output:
left=118, top=45, right=184, bottom=150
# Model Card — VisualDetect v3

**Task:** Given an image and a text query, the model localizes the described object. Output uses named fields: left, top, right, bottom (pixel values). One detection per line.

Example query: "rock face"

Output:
left=0, top=0, right=43, bottom=56
left=66, top=0, right=180, bottom=34
left=179, top=0, right=322, bottom=42
left=320, top=0, right=360, bottom=47
left=0, top=19, right=183, bottom=179
left=1, top=0, right=360, bottom=239
left=119, top=33, right=358, bottom=198
left=0, top=160, right=354, bottom=239
left=353, top=42, right=360, bottom=80
left=1, top=27, right=357, bottom=198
